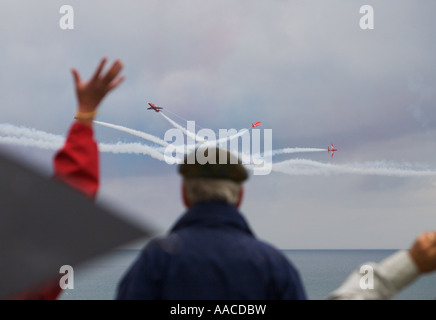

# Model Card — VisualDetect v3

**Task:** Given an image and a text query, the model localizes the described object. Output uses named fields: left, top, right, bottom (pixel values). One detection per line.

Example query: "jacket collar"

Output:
left=170, top=201, right=255, bottom=237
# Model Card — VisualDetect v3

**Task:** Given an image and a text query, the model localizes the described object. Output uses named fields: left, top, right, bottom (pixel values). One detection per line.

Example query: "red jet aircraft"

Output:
left=250, top=122, right=261, bottom=128
left=147, top=102, right=163, bottom=112
left=328, top=143, right=338, bottom=158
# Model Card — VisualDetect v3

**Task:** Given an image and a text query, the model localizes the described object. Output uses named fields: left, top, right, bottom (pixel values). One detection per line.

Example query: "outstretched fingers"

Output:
left=107, top=75, right=126, bottom=92
left=102, top=59, right=123, bottom=84
left=71, top=68, right=81, bottom=87
left=71, top=57, right=125, bottom=116
left=91, top=57, right=108, bottom=81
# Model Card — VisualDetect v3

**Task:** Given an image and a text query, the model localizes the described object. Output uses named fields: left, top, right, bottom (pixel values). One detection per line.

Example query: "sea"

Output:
left=58, top=249, right=436, bottom=300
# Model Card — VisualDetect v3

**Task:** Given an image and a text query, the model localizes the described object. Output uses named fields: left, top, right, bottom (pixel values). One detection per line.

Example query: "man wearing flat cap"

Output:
left=116, top=146, right=306, bottom=300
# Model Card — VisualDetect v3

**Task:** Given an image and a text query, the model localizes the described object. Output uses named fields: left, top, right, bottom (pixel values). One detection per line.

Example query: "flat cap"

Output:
left=178, top=147, right=248, bottom=183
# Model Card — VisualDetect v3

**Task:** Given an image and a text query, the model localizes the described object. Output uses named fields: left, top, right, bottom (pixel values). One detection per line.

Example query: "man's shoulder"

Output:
left=141, top=234, right=182, bottom=255
left=242, top=237, right=290, bottom=261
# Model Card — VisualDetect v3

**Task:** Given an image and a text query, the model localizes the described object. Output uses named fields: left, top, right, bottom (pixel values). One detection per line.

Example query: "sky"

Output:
left=1, top=0, right=436, bottom=249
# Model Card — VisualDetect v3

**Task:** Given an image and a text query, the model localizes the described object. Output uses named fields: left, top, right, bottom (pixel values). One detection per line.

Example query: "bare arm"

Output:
left=53, top=58, right=125, bottom=198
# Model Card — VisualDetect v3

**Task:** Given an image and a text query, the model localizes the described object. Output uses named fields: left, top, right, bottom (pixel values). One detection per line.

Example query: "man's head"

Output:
left=178, top=147, right=248, bottom=208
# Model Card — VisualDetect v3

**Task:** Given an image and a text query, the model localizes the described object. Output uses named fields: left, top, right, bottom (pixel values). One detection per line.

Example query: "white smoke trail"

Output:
left=268, top=147, right=327, bottom=156
left=94, top=120, right=169, bottom=147
left=160, top=112, right=253, bottom=152
left=0, top=135, right=167, bottom=162
left=3, top=123, right=436, bottom=177
left=163, top=108, right=207, bottom=131
left=0, top=136, right=62, bottom=150
left=181, top=128, right=251, bottom=156
left=98, top=142, right=166, bottom=161
left=0, top=124, right=167, bottom=161
left=160, top=112, right=205, bottom=142
left=248, top=147, right=327, bottom=168
left=213, top=128, right=249, bottom=146
left=271, top=158, right=436, bottom=177
left=0, top=123, right=64, bottom=143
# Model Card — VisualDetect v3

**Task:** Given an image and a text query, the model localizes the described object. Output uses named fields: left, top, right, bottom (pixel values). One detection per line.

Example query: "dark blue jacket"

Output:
left=116, top=201, right=307, bottom=300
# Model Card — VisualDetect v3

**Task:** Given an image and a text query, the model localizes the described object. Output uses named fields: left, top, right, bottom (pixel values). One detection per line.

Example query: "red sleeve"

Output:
left=53, top=122, right=99, bottom=199
left=9, top=276, right=63, bottom=300
left=11, top=123, right=100, bottom=300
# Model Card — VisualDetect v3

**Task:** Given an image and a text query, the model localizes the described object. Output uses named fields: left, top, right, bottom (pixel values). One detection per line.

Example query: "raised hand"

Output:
left=409, top=231, right=436, bottom=273
left=71, top=57, right=125, bottom=123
